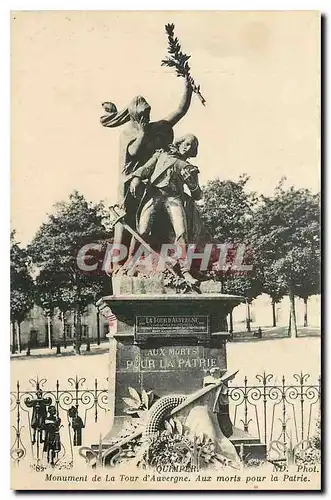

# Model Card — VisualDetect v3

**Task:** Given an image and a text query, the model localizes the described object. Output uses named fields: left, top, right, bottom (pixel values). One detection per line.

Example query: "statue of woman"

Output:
left=100, top=77, right=193, bottom=269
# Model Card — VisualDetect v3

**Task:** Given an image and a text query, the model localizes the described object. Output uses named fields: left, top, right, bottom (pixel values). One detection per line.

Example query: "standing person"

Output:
left=128, top=134, right=202, bottom=285
left=43, top=406, right=62, bottom=465
left=68, top=406, right=85, bottom=446
left=25, top=389, right=51, bottom=445
left=100, top=77, right=193, bottom=270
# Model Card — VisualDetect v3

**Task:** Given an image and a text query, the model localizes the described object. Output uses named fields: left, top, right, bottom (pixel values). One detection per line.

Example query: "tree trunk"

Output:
left=47, top=315, right=52, bottom=349
left=272, top=301, right=277, bottom=327
left=17, top=322, right=22, bottom=352
left=11, top=321, right=17, bottom=354
left=288, top=291, right=298, bottom=338
left=74, top=304, right=82, bottom=355
left=303, top=297, right=308, bottom=327
left=96, top=309, right=101, bottom=345
left=61, top=311, right=67, bottom=348
left=246, top=301, right=251, bottom=333
left=229, top=311, right=233, bottom=334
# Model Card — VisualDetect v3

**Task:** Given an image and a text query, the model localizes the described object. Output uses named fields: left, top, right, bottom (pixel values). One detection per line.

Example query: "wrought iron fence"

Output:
left=10, top=372, right=320, bottom=469
left=10, top=376, right=109, bottom=468
left=227, top=372, right=321, bottom=465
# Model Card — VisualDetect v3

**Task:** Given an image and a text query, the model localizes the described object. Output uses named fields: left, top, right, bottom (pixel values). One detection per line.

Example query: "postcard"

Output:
left=10, top=10, right=321, bottom=490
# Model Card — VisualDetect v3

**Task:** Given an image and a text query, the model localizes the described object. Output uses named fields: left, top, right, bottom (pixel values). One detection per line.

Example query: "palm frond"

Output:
left=162, top=23, right=206, bottom=106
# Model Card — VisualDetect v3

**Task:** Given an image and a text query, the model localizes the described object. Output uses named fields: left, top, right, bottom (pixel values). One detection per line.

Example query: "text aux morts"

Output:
left=125, top=346, right=218, bottom=370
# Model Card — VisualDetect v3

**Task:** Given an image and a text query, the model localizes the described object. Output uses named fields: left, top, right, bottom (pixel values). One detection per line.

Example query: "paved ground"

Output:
left=10, top=326, right=321, bottom=361
left=231, top=325, right=321, bottom=343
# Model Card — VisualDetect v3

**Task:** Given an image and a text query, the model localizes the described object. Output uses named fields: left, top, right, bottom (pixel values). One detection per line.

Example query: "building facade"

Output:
left=13, top=303, right=109, bottom=350
left=11, top=293, right=320, bottom=351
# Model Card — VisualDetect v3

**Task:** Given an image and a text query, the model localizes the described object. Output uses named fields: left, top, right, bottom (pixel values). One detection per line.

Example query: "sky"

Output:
left=11, top=10, right=320, bottom=246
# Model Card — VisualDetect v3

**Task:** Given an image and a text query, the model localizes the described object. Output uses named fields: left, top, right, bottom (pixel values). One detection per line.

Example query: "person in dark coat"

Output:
left=43, top=406, right=61, bottom=465
left=25, top=389, right=51, bottom=445
left=68, top=406, right=85, bottom=446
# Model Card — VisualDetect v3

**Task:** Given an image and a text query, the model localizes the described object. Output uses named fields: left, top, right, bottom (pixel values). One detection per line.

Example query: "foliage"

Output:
left=200, top=176, right=261, bottom=309
left=200, top=175, right=258, bottom=244
left=146, top=418, right=229, bottom=471
left=28, top=191, right=109, bottom=278
left=249, top=182, right=320, bottom=333
left=222, top=274, right=263, bottom=303
left=28, top=191, right=112, bottom=350
left=311, top=408, right=321, bottom=450
left=161, top=23, right=206, bottom=105
left=295, top=411, right=321, bottom=466
left=10, top=231, right=34, bottom=324
left=34, top=269, right=61, bottom=317
left=250, top=182, right=320, bottom=295
left=163, top=269, right=193, bottom=294
left=123, top=387, right=157, bottom=418
left=295, top=446, right=321, bottom=467
left=261, top=269, right=287, bottom=305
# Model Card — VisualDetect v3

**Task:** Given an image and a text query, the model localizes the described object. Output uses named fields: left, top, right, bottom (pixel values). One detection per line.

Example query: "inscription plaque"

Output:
left=135, top=315, right=209, bottom=342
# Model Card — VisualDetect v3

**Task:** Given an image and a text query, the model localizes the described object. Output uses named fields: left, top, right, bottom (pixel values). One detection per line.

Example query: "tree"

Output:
left=223, top=274, right=263, bottom=332
left=34, top=270, right=63, bottom=349
left=250, top=182, right=320, bottom=337
left=10, top=231, right=34, bottom=353
left=200, top=174, right=258, bottom=243
left=200, top=175, right=261, bottom=330
left=28, top=192, right=111, bottom=354
left=261, top=269, right=287, bottom=327
left=294, top=253, right=320, bottom=327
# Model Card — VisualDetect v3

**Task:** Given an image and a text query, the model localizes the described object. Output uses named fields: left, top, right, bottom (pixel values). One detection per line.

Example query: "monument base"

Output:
left=87, top=293, right=267, bottom=468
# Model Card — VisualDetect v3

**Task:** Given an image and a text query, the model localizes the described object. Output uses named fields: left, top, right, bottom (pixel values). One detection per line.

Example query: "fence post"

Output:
left=75, top=376, right=79, bottom=411
left=55, top=380, right=60, bottom=416
left=299, top=372, right=305, bottom=447
left=14, top=380, right=24, bottom=465
left=94, top=379, right=98, bottom=423
left=262, top=372, right=268, bottom=444
left=243, top=376, right=249, bottom=433
left=281, top=375, right=287, bottom=447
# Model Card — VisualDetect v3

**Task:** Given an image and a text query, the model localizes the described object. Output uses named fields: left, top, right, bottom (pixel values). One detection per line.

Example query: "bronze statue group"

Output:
left=101, top=75, right=213, bottom=284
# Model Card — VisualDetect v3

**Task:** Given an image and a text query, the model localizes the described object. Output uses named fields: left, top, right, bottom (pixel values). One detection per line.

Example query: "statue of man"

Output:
left=128, top=134, right=202, bottom=285
left=100, top=77, right=193, bottom=270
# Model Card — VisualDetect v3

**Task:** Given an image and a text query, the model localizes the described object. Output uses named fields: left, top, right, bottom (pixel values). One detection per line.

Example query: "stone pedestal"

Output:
left=89, top=292, right=267, bottom=466
left=102, top=294, right=244, bottom=440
